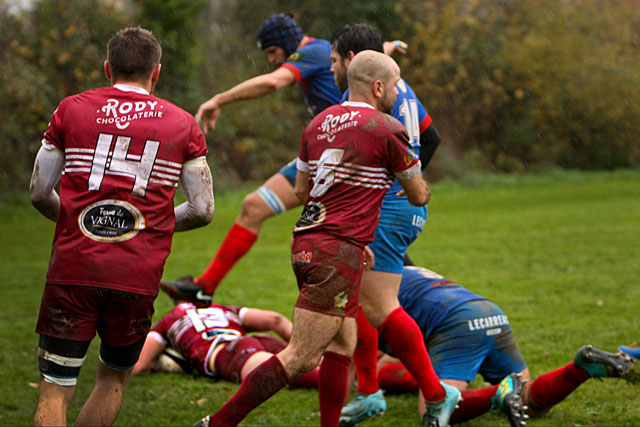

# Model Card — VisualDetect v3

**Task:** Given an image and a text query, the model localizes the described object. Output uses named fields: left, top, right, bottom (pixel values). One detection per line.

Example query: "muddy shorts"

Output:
left=214, top=334, right=287, bottom=382
left=425, top=299, right=526, bottom=384
left=291, top=232, right=364, bottom=318
left=36, top=284, right=155, bottom=347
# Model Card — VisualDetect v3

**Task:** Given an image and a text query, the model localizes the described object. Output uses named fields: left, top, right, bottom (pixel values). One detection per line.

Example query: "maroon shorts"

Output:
left=291, top=232, right=364, bottom=318
left=214, top=335, right=287, bottom=382
left=36, top=284, right=155, bottom=347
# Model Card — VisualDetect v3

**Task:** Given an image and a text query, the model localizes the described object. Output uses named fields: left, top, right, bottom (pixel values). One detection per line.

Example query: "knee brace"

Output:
left=257, top=185, right=287, bottom=215
left=99, top=337, right=146, bottom=370
left=38, top=335, right=91, bottom=387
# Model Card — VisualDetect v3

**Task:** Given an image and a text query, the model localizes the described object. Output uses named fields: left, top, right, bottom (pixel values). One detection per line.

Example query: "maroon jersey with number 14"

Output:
left=42, top=84, right=207, bottom=296
left=295, top=101, right=420, bottom=246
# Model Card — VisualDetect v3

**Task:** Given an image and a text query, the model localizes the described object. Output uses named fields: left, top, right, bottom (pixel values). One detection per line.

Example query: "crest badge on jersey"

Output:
left=287, top=52, right=304, bottom=62
left=78, top=199, right=145, bottom=242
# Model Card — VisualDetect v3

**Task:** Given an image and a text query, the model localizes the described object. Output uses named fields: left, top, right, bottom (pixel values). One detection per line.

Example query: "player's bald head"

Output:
left=347, top=50, right=399, bottom=96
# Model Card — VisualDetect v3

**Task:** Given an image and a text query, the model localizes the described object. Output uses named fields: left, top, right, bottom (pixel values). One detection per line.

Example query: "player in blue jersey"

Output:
left=352, top=265, right=638, bottom=426
left=328, top=24, right=450, bottom=426
left=160, top=13, right=344, bottom=302
left=160, top=21, right=440, bottom=306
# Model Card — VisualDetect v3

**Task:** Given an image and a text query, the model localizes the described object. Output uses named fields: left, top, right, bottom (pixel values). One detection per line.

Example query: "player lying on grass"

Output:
left=131, top=298, right=318, bottom=388
left=340, top=264, right=639, bottom=427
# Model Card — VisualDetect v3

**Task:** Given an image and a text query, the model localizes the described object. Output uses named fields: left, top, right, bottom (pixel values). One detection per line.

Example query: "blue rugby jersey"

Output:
left=342, top=79, right=432, bottom=199
left=398, top=266, right=485, bottom=338
left=281, top=37, right=343, bottom=118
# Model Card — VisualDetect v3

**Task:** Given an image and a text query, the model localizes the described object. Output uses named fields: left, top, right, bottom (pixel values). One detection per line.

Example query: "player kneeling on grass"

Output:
left=132, top=296, right=319, bottom=389
left=341, top=264, right=639, bottom=427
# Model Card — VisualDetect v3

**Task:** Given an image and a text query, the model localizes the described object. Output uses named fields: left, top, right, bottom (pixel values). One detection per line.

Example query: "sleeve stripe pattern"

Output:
left=63, top=147, right=182, bottom=188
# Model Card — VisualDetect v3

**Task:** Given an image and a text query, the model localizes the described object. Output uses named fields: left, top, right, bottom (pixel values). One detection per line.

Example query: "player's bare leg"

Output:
left=74, top=361, right=131, bottom=427
left=277, top=307, right=346, bottom=377
left=205, top=307, right=347, bottom=426
left=161, top=173, right=301, bottom=305
left=197, top=173, right=300, bottom=287
left=359, top=270, right=402, bottom=327
left=235, top=173, right=301, bottom=234
left=359, top=270, right=461, bottom=426
left=33, top=380, right=75, bottom=426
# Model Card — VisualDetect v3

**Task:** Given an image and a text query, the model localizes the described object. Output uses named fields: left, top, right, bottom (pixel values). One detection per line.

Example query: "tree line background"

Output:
left=1, top=0, right=639, bottom=193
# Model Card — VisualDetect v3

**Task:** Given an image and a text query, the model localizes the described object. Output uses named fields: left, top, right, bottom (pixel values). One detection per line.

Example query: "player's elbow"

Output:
left=29, top=185, right=48, bottom=209
left=195, top=200, right=215, bottom=227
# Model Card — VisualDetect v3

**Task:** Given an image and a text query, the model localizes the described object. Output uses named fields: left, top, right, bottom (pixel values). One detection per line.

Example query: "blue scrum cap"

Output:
left=257, top=13, right=304, bottom=57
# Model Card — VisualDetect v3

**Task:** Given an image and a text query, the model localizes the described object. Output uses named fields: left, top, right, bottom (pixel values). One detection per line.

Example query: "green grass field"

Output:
left=1, top=169, right=639, bottom=426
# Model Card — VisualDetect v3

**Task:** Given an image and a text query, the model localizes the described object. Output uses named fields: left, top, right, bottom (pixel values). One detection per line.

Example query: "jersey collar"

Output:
left=342, top=101, right=375, bottom=110
left=113, top=84, right=150, bottom=95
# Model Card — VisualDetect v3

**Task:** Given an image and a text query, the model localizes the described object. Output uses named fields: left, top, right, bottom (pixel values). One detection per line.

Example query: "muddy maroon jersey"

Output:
left=295, top=101, right=420, bottom=245
left=43, top=85, right=207, bottom=295
left=149, top=302, right=246, bottom=376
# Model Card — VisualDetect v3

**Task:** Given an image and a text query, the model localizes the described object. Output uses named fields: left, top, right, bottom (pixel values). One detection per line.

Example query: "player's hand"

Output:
left=363, top=245, right=375, bottom=270
left=383, top=40, right=408, bottom=56
left=195, top=96, right=222, bottom=134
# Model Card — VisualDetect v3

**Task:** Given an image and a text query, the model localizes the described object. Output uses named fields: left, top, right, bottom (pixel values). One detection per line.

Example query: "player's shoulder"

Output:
left=293, top=37, right=331, bottom=57
left=394, top=79, right=424, bottom=105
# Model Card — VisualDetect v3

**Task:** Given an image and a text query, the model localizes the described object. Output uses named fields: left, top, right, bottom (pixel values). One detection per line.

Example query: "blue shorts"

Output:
left=369, top=197, right=427, bottom=274
left=426, top=299, right=526, bottom=384
left=278, top=157, right=299, bottom=186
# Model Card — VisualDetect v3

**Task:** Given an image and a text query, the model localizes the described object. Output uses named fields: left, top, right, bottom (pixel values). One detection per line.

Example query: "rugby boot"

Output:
left=574, top=344, right=638, bottom=383
left=422, top=382, right=462, bottom=427
left=491, top=372, right=529, bottom=427
left=619, top=345, right=640, bottom=361
left=339, top=389, right=386, bottom=426
left=159, top=276, right=213, bottom=308
left=192, top=415, right=210, bottom=427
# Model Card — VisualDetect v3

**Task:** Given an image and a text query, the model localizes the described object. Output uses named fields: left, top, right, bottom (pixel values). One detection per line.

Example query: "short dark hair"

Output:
left=330, top=24, right=384, bottom=58
left=107, top=27, right=162, bottom=81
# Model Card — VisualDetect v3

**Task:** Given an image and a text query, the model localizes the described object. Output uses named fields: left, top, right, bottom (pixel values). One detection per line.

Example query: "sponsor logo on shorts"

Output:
left=467, top=315, right=509, bottom=331
left=411, top=214, right=426, bottom=230
left=292, top=251, right=313, bottom=264
left=78, top=200, right=145, bottom=242
left=334, top=291, right=348, bottom=309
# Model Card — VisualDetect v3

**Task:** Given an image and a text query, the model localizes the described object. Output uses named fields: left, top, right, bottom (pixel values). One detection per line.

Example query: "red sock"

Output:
left=290, top=368, right=319, bottom=388
left=319, top=351, right=351, bottom=427
left=209, top=355, right=288, bottom=426
left=354, top=306, right=380, bottom=394
left=529, top=361, right=590, bottom=408
left=449, top=385, right=498, bottom=424
left=378, top=363, right=418, bottom=392
left=379, top=307, right=444, bottom=402
left=197, top=223, right=257, bottom=293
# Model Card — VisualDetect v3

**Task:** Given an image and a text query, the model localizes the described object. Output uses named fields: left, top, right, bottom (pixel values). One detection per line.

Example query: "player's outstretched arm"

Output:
left=131, top=335, right=166, bottom=376
left=196, top=67, right=296, bottom=134
left=29, top=145, right=64, bottom=221
left=242, top=308, right=293, bottom=342
left=174, top=157, right=215, bottom=231
left=397, top=174, right=430, bottom=206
